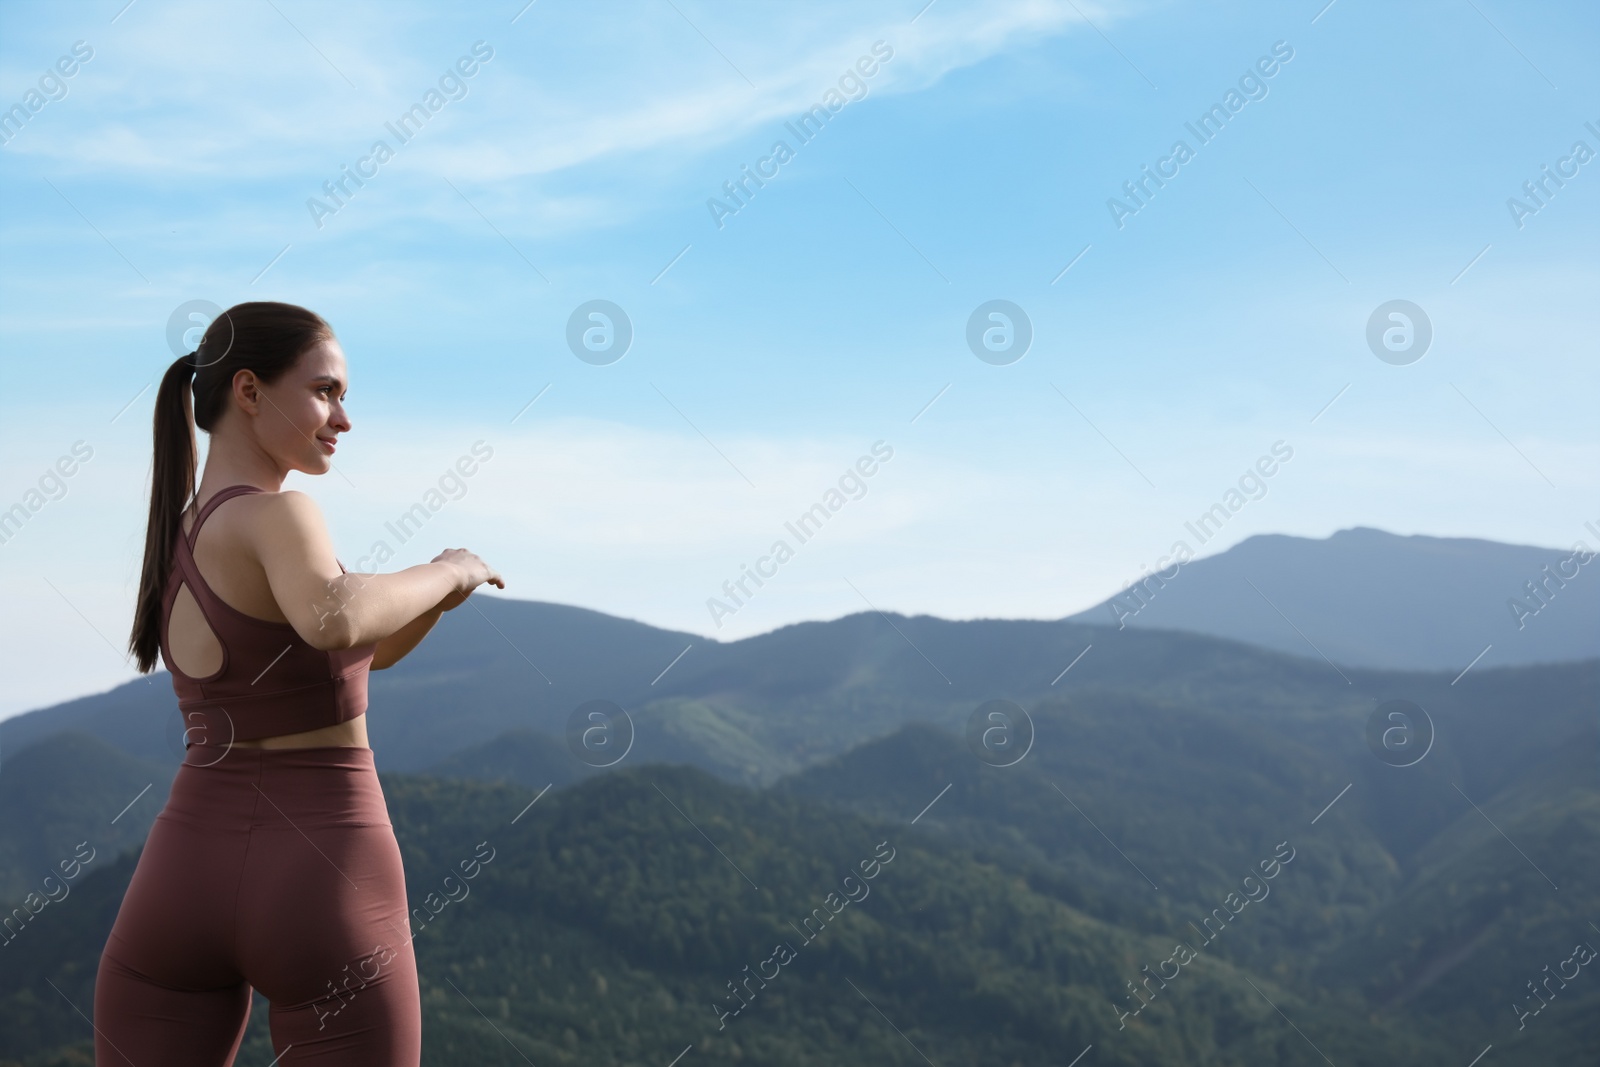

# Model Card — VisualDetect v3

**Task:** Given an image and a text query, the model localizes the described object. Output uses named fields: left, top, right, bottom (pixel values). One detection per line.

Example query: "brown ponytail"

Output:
left=127, top=302, right=335, bottom=673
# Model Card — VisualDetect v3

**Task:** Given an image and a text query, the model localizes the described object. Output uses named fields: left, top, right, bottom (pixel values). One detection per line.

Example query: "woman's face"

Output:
left=235, top=338, right=351, bottom=475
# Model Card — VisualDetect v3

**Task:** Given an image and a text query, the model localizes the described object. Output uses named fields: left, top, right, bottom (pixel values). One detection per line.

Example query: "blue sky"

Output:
left=1, top=0, right=1595, bottom=716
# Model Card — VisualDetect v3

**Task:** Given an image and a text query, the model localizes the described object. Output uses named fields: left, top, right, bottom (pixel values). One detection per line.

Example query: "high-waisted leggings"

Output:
left=94, top=743, right=421, bottom=1065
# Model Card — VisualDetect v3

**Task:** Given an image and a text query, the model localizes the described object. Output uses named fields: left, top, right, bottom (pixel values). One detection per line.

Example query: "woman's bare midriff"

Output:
left=225, top=716, right=369, bottom=750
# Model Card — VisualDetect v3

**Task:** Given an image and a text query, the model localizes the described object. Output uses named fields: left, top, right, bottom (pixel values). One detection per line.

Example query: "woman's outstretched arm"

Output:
left=247, top=490, right=500, bottom=651
left=369, top=582, right=482, bottom=669
left=369, top=604, right=442, bottom=669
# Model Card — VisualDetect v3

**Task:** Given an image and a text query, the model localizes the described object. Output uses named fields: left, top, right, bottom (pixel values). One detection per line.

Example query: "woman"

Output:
left=98, top=301, right=503, bottom=1065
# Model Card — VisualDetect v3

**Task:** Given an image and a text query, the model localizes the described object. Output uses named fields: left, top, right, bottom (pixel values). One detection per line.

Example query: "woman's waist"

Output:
left=163, top=744, right=392, bottom=827
left=221, top=715, right=367, bottom=752
left=176, top=699, right=368, bottom=747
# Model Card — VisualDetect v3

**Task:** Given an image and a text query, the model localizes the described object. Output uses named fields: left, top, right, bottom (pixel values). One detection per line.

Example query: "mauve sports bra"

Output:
left=159, top=484, right=377, bottom=745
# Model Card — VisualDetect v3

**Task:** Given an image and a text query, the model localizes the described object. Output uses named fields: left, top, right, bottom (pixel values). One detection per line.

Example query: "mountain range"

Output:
left=1, top=525, right=1595, bottom=1064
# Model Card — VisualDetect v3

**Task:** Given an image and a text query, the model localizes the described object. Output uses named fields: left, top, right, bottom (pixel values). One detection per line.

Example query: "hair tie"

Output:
left=184, top=348, right=202, bottom=370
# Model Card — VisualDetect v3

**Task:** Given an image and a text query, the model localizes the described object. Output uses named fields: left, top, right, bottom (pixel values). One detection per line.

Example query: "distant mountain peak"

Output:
left=1069, top=527, right=1596, bottom=670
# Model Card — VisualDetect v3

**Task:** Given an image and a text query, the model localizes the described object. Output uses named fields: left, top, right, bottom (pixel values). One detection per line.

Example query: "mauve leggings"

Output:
left=94, top=743, right=421, bottom=1065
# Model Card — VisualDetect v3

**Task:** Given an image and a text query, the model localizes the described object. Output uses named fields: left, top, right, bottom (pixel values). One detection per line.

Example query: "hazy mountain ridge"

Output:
left=5, top=525, right=1592, bottom=781
left=1068, top=526, right=1599, bottom=669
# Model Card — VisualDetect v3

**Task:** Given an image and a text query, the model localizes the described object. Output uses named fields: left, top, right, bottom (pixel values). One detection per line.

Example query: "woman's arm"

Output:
left=366, top=583, right=487, bottom=669
left=370, top=604, right=443, bottom=670
left=249, top=491, right=458, bottom=650
left=247, top=491, right=499, bottom=651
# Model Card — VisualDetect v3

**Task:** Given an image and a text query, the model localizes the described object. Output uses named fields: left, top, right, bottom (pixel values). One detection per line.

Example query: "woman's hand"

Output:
left=431, top=548, right=505, bottom=611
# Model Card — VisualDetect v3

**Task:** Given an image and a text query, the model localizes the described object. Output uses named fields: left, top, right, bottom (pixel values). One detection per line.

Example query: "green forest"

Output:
left=2, top=621, right=1595, bottom=1065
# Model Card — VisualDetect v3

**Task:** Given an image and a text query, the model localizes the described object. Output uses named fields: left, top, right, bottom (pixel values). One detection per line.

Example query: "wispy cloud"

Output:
left=11, top=0, right=1103, bottom=184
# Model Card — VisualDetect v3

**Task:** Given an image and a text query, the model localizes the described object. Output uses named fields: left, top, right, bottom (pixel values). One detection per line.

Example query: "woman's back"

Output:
left=161, top=483, right=376, bottom=746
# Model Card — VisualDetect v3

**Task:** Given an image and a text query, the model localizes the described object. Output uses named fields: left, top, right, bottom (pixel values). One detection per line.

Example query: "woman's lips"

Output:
left=317, top=437, right=336, bottom=453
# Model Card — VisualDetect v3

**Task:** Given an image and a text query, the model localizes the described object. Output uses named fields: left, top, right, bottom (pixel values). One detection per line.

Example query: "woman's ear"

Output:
left=231, top=368, right=262, bottom=414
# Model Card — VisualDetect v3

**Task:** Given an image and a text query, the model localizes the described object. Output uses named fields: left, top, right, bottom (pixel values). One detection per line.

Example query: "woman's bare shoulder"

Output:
left=236, top=489, right=334, bottom=551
